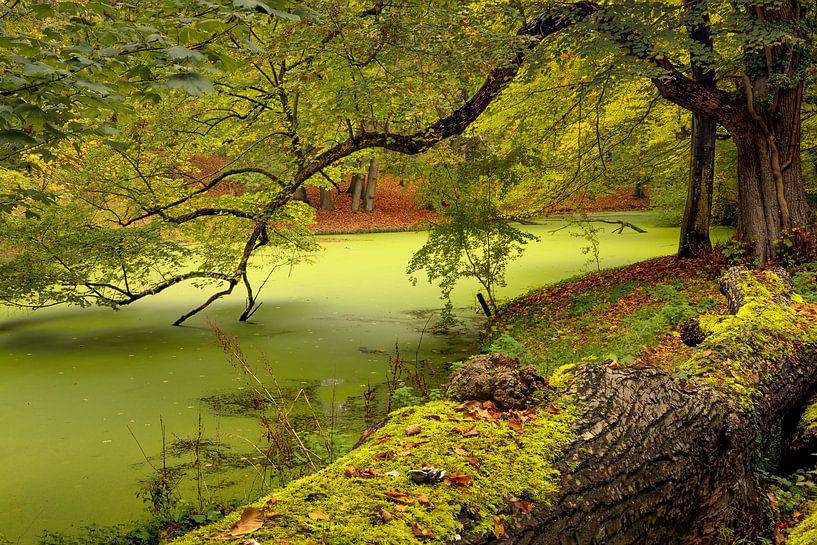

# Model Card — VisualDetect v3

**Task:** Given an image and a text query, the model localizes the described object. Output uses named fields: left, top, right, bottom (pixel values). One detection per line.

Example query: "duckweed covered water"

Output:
left=0, top=214, right=729, bottom=541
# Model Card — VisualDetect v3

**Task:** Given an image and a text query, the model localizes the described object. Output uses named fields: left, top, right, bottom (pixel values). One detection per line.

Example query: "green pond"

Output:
left=0, top=213, right=730, bottom=542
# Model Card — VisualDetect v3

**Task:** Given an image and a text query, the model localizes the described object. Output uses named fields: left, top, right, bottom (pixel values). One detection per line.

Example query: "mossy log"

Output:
left=171, top=268, right=817, bottom=545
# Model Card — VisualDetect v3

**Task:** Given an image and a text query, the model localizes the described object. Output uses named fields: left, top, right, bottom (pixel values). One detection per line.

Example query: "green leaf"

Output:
left=0, top=129, right=37, bottom=147
left=163, top=73, right=214, bottom=95
left=31, top=3, right=56, bottom=18
left=22, top=62, right=56, bottom=78
left=165, top=46, right=205, bottom=64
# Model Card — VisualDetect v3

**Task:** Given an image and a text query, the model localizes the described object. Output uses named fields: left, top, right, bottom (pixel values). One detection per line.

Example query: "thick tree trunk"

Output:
left=292, top=185, right=311, bottom=205
left=463, top=269, right=816, bottom=545
left=319, top=186, right=335, bottom=210
left=732, top=91, right=811, bottom=263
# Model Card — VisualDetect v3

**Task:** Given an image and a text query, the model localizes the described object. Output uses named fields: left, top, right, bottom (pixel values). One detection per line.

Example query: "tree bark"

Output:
left=732, top=88, right=811, bottom=264
left=461, top=269, right=816, bottom=545
left=350, top=173, right=364, bottom=212
left=319, top=186, right=335, bottom=210
left=364, top=158, right=378, bottom=212
left=678, top=0, right=717, bottom=259
left=292, top=185, right=311, bottom=205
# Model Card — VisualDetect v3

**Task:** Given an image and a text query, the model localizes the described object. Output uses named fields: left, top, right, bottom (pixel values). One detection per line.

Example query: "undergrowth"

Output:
left=483, top=256, right=723, bottom=376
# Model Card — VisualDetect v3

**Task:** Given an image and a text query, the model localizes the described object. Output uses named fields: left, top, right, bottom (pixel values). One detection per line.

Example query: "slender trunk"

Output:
left=678, top=0, right=716, bottom=259
left=364, top=158, right=378, bottom=212
left=292, top=185, right=311, bottom=205
left=350, top=173, right=364, bottom=212
left=678, top=113, right=716, bottom=258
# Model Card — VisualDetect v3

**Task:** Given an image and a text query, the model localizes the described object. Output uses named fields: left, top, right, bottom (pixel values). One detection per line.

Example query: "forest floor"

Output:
left=304, top=177, right=650, bottom=234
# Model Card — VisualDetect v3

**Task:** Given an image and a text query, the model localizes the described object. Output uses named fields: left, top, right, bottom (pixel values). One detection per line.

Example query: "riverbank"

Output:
left=304, top=178, right=650, bottom=234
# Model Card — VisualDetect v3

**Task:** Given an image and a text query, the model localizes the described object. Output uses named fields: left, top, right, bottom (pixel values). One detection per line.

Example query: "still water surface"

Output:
left=0, top=214, right=729, bottom=541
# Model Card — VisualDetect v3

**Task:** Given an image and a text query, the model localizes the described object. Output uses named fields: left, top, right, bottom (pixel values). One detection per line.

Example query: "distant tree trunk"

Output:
left=292, top=185, right=311, bottom=205
left=678, top=0, right=716, bottom=259
left=350, top=173, right=364, bottom=212
left=319, top=187, right=334, bottom=210
left=364, top=158, right=378, bottom=212
left=632, top=178, right=646, bottom=199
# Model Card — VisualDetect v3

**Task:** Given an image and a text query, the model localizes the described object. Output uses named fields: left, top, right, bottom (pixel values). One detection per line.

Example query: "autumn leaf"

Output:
left=493, top=515, right=505, bottom=539
left=308, top=511, right=331, bottom=521
left=411, top=522, right=435, bottom=539
left=443, top=471, right=473, bottom=487
left=508, top=418, right=524, bottom=433
left=416, top=493, right=431, bottom=506
left=345, top=466, right=383, bottom=478
left=509, top=496, right=535, bottom=514
left=375, top=450, right=395, bottom=460
left=378, top=508, right=395, bottom=521
left=373, top=434, right=393, bottom=445
left=395, top=504, right=408, bottom=512
left=266, top=496, right=277, bottom=506
left=384, top=489, right=415, bottom=504
left=452, top=425, right=480, bottom=437
left=545, top=404, right=561, bottom=414
left=405, top=424, right=422, bottom=436
left=453, top=447, right=468, bottom=456
left=424, top=414, right=442, bottom=421
left=219, top=507, right=264, bottom=538
left=466, top=456, right=481, bottom=469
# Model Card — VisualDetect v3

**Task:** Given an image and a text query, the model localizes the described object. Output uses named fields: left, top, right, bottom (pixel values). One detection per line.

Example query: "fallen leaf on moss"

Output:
left=395, top=504, right=408, bottom=512
left=411, top=522, right=435, bottom=539
left=219, top=507, right=264, bottom=538
left=308, top=511, right=330, bottom=521
left=493, top=515, right=505, bottom=539
left=344, top=466, right=382, bottom=478
left=424, top=414, right=442, bottom=421
left=265, top=511, right=282, bottom=520
left=375, top=450, right=395, bottom=460
left=266, top=496, right=277, bottom=506
left=378, top=508, right=395, bottom=521
left=508, top=418, right=524, bottom=433
left=545, top=404, right=561, bottom=414
left=416, top=494, right=431, bottom=506
left=373, top=434, right=393, bottom=445
left=453, top=447, right=468, bottom=456
left=443, top=472, right=473, bottom=487
left=384, top=489, right=415, bottom=503
left=466, top=456, right=481, bottom=469
left=405, top=424, right=422, bottom=436
left=452, top=425, right=480, bottom=437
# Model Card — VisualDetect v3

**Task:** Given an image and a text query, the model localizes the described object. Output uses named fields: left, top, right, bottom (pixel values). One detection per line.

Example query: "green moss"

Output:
left=674, top=270, right=817, bottom=409
left=171, top=400, right=577, bottom=545
left=799, top=403, right=817, bottom=432
left=787, top=508, right=817, bottom=545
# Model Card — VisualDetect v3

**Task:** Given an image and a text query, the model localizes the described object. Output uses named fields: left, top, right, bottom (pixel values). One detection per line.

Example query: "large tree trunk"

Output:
left=364, top=158, right=378, bottom=212
left=732, top=90, right=811, bottom=263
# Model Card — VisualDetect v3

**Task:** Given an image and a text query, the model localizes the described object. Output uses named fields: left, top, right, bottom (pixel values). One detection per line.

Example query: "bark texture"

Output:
left=463, top=268, right=817, bottom=545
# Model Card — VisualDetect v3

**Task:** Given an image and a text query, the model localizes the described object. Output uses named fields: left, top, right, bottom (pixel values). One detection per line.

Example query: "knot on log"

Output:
left=448, top=354, right=547, bottom=410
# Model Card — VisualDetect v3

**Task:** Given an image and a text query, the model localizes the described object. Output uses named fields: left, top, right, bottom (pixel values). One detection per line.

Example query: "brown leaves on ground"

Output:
left=443, top=471, right=473, bottom=487
left=405, top=424, right=422, bottom=436
left=344, top=466, right=383, bottom=479
left=218, top=507, right=265, bottom=538
left=305, top=175, right=435, bottom=234
left=454, top=399, right=539, bottom=434
left=411, top=522, right=435, bottom=539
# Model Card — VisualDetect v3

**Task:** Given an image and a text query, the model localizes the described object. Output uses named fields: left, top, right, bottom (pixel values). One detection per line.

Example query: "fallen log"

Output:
left=171, top=267, right=817, bottom=545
